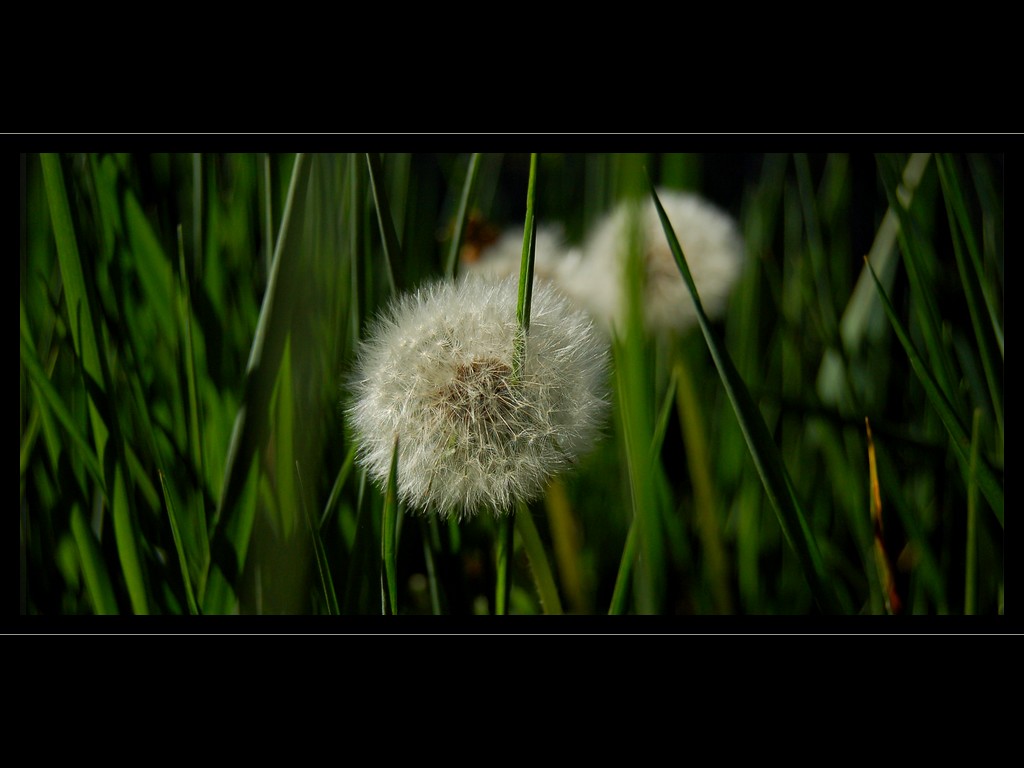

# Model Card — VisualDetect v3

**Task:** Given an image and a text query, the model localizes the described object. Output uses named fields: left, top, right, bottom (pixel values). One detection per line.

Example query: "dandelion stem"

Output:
left=495, top=509, right=515, bottom=615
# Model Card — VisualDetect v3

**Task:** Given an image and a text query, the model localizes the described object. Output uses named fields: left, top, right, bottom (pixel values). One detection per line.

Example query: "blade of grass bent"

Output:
left=865, top=257, right=1003, bottom=527
left=445, top=153, right=482, bottom=278
left=650, top=183, right=843, bottom=615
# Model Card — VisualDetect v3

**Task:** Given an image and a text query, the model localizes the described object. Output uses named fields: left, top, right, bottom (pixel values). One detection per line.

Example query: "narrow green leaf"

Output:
left=495, top=509, right=515, bottom=615
left=20, top=325, right=106, bottom=496
left=70, top=506, right=119, bottom=615
left=864, top=257, right=1003, bottom=527
left=320, top=444, right=357, bottom=531
left=297, top=461, right=339, bottom=615
left=876, top=155, right=961, bottom=412
left=650, top=182, right=844, bottom=615
left=112, top=465, right=149, bottom=615
left=816, top=153, right=930, bottom=406
left=365, top=153, right=401, bottom=295
left=964, top=409, right=981, bottom=615
left=512, top=153, right=539, bottom=381
left=158, top=470, right=200, bottom=615
left=650, top=366, right=679, bottom=456
left=382, top=436, right=400, bottom=615
left=516, top=501, right=563, bottom=615
left=935, top=154, right=1003, bottom=442
left=445, top=153, right=482, bottom=278
left=942, top=154, right=1003, bottom=356
left=608, top=520, right=638, bottom=615
left=206, top=153, right=311, bottom=608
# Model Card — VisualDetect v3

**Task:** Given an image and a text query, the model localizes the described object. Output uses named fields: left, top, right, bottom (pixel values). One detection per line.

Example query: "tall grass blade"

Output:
left=650, top=183, right=843, bottom=614
left=320, top=444, right=357, bottom=531
left=381, top=437, right=400, bottom=615
left=445, top=153, right=482, bottom=278
left=935, top=154, right=1003, bottom=441
left=516, top=501, right=563, bottom=615
left=864, top=257, right=1003, bottom=527
left=965, top=409, right=981, bottom=615
left=158, top=469, right=200, bottom=615
left=297, top=461, right=339, bottom=615
left=608, top=520, right=638, bottom=615
left=876, top=155, right=960, bottom=411
left=207, top=153, right=311, bottom=610
left=21, top=325, right=106, bottom=495
left=42, top=153, right=149, bottom=615
left=365, top=153, right=401, bottom=295
left=70, top=505, right=119, bottom=615
left=495, top=511, right=515, bottom=615
left=816, top=153, right=930, bottom=406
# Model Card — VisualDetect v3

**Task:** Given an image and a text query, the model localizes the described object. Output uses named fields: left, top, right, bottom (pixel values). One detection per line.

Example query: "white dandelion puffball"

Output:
left=575, top=189, right=746, bottom=335
left=347, top=274, right=609, bottom=519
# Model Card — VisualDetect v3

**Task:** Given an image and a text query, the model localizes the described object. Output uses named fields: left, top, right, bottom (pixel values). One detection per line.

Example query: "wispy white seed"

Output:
left=346, top=274, right=609, bottom=519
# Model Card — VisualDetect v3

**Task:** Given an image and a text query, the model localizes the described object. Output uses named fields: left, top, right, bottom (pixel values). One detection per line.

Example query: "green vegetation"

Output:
left=19, top=151, right=1004, bottom=617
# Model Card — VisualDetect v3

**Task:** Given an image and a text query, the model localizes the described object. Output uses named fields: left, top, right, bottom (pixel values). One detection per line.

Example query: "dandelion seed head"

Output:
left=460, top=224, right=578, bottom=288
left=347, top=274, right=609, bottom=519
left=575, top=190, right=746, bottom=334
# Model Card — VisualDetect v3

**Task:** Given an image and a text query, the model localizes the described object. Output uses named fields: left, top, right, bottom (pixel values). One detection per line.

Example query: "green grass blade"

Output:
left=876, top=155, right=960, bottom=411
left=864, top=257, right=1003, bottom=527
left=940, top=154, right=1003, bottom=356
left=381, top=436, right=399, bottom=615
left=608, top=520, right=638, bottom=615
left=964, top=409, right=981, bottom=615
left=515, top=501, right=563, bottom=615
left=297, top=461, right=339, bottom=615
left=365, top=153, right=401, bottom=295
left=206, top=153, right=311, bottom=608
left=497, top=152, right=540, bottom=615
left=445, top=153, right=482, bottom=278
left=513, top=153, right=539, bottom=380
left=935, top=154, right=1003, bottom=441
left=674, top=352, right=733, bottom=614
left=70, top=505, right=119, bottom=615
left=650, top=183, right=844, bottom=615
left=495, top=511, right=515, bottom=615
left=320, top=444, right=357, bottom=531
left=158, top=469, right=200, bottom=615
left=816, top=153, right=930, bottom=406
left=21, top=325, right=106, bottom=496
left=650, top=365, right=679, bottom=456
